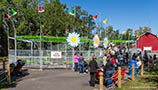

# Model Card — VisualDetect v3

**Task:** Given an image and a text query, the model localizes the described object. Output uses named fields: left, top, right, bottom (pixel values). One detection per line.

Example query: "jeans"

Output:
left=89, top=72, right=96, bottom=86
left=74, top=63, right=78, bottom=72
left=105, top=69, right=114, bottom=78
left=143, top=61, right=148, bottom=66
left=119, top=60, right=123, bottom=66
left=129, top=66, right=137, bottom=77
left=79, top=63, right=84, bottom=73
left=105, top=69, right=114, bottom=86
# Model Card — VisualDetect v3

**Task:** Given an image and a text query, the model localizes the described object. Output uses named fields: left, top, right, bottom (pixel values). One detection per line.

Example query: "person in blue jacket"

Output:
left=129, top=54, right=137, bottom=77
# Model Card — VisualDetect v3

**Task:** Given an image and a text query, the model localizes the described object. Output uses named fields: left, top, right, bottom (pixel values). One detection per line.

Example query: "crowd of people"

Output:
left=74, top=45, right=157, bottom=88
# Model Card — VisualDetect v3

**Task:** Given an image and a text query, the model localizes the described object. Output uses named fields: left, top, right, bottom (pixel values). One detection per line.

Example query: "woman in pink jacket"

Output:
left=74, top=53, right=79, bottom=72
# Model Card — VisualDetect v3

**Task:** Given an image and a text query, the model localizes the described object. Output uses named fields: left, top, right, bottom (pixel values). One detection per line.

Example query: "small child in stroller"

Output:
left=10, top=59, right=28, bottom=76
left=84, top=60, right=89, bottom=73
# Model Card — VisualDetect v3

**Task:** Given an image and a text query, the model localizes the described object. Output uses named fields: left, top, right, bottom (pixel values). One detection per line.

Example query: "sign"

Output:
left=144, top=47, right=152, bottom=51
left=51, top=51, right=62, bottom=58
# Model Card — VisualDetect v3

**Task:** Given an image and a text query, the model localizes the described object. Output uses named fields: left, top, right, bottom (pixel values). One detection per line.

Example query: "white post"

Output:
left=71, top=7, right=76, bottom=69
left=79, top=44, right=81, bottom=54
left=94, top=48, right=96, bottom=56
left=39, top=21, right=43, bottom=70
left=65, top=43, right=66, bottom=62
left=11, top=20, right=17, bottom=63
left=50, top=42, right=52, bottom=51
left=72, top=47, right=74, bottom=68
left=38, top=2, right=43, bottom=70
left=88, top=50, right=90, bottom=60
left=7, top=21, right=10, bottom=64
left=57, top=44, right=59, bottom=51
left=31, top=42, right=33, bottom=62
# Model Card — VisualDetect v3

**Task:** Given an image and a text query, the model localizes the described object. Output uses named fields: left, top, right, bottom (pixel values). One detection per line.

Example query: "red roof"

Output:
left=136, top=32, right=158, bottom=52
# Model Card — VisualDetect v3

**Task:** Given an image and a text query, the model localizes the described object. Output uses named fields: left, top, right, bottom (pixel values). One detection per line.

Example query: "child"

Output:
left=84, top=60, right=88, bottom=73
left=74, top=53, right=79, bottom=72
left=136, top=58, right=142, bottom=74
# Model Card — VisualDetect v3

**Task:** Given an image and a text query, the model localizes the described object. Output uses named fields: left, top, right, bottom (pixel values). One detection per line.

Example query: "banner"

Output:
left=144, top=47, right=152, bottom=51
left=51, top=51, right=62, bottom=58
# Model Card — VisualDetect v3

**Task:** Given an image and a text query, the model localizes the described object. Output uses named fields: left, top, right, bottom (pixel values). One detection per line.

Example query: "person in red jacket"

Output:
left=111, top=56, right=118, bottom=69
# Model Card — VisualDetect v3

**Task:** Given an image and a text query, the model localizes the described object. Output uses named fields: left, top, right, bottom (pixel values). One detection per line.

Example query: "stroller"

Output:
left=10, top=59, right=28, bottom=76
left=95, top=67, right=104, bottom=83
left=84, top=60, right=89, bottom=73
left=96, top=67, right=116, bottom=88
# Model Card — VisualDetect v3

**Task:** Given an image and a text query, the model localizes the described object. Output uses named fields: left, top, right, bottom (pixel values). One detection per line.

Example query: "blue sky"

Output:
left=60, top=0, right=158, bottom=34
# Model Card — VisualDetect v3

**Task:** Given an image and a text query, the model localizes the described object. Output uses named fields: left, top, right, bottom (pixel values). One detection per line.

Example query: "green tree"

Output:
left=0, top=0, right=97, bottom=49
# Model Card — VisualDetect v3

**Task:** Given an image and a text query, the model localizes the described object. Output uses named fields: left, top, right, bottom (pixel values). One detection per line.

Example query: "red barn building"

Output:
left=136, top=32, right=158, bottom=52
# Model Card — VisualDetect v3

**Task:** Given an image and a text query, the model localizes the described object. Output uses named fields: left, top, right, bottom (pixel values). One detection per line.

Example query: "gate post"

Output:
left=7, top=64, right=11, bottom=84
left=99, top=72, right=103, bottom=90
left=141, top=63, right=144, bottom=76
left=132, top=64, right=135, bottom=81
left=118, top=67, right=121, bottom=88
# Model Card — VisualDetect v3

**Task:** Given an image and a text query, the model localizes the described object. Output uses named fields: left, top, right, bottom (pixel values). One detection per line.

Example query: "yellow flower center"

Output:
left=95, top=38, right=98, bottom=44
left=104, top=40, right=107, bottom=46
left=71, top=37, right=77, bottom=43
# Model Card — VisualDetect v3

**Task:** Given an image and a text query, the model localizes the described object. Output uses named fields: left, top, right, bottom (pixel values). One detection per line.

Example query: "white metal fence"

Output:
left=9, top=49, right=105, bottom=68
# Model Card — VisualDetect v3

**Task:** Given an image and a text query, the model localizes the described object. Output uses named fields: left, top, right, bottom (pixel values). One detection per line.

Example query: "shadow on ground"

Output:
left=0, top=71, right=29, bottom=90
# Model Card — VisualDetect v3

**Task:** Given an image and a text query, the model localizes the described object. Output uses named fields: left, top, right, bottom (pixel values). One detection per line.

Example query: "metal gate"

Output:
left=9, top=49, right=104, bottom=69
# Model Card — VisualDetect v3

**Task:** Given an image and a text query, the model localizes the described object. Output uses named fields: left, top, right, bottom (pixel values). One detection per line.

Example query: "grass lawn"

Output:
left=115, top=68, right=158, bottom=90
left=0, top=80, right=16, bottom=90
left=0, top=81, right=8, bottom=90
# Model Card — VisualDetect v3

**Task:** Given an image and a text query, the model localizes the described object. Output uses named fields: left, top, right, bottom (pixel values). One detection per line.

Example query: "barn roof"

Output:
left=137, top=32, right=158, bottom=41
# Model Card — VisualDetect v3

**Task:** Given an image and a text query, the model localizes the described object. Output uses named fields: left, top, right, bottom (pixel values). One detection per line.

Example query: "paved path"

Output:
left=7, top=69, right=108, bottom=90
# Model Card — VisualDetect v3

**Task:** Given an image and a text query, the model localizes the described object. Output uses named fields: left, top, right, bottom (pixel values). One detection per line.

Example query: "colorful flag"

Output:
left=103, top=19, right=108, bottom=24
left=129, top=32, right=132, bottom=35
left=128, top=31, right=132, bottom=35
left=70, top=9, right=75, bottom=15
left=11, top=9, right=17, bottom=15
left=66, top=29, right=69, bottom=34
left=93, top=14, right=98, bottom=20
left=29, top=22, right=33, bottom=27
left=39, top=6, right=44, bottom=13
left=122, top=31, right=126, bottom=34
left=6, top=13, right=11, bottom=18
left=45, top=33, right=48, bottom=36
left=14, top=19, right=18, bottom=24
left=42, top=25, right=45, bottom=28
left=135, top=30, right=138, bottom=32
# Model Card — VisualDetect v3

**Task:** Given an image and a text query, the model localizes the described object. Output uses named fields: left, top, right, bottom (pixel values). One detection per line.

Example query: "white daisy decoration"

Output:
left=93, top=34, right=100, bottom=48
left=67, top=32, right=80, bottom=47
left=103, top=37, right=108, bottom=49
